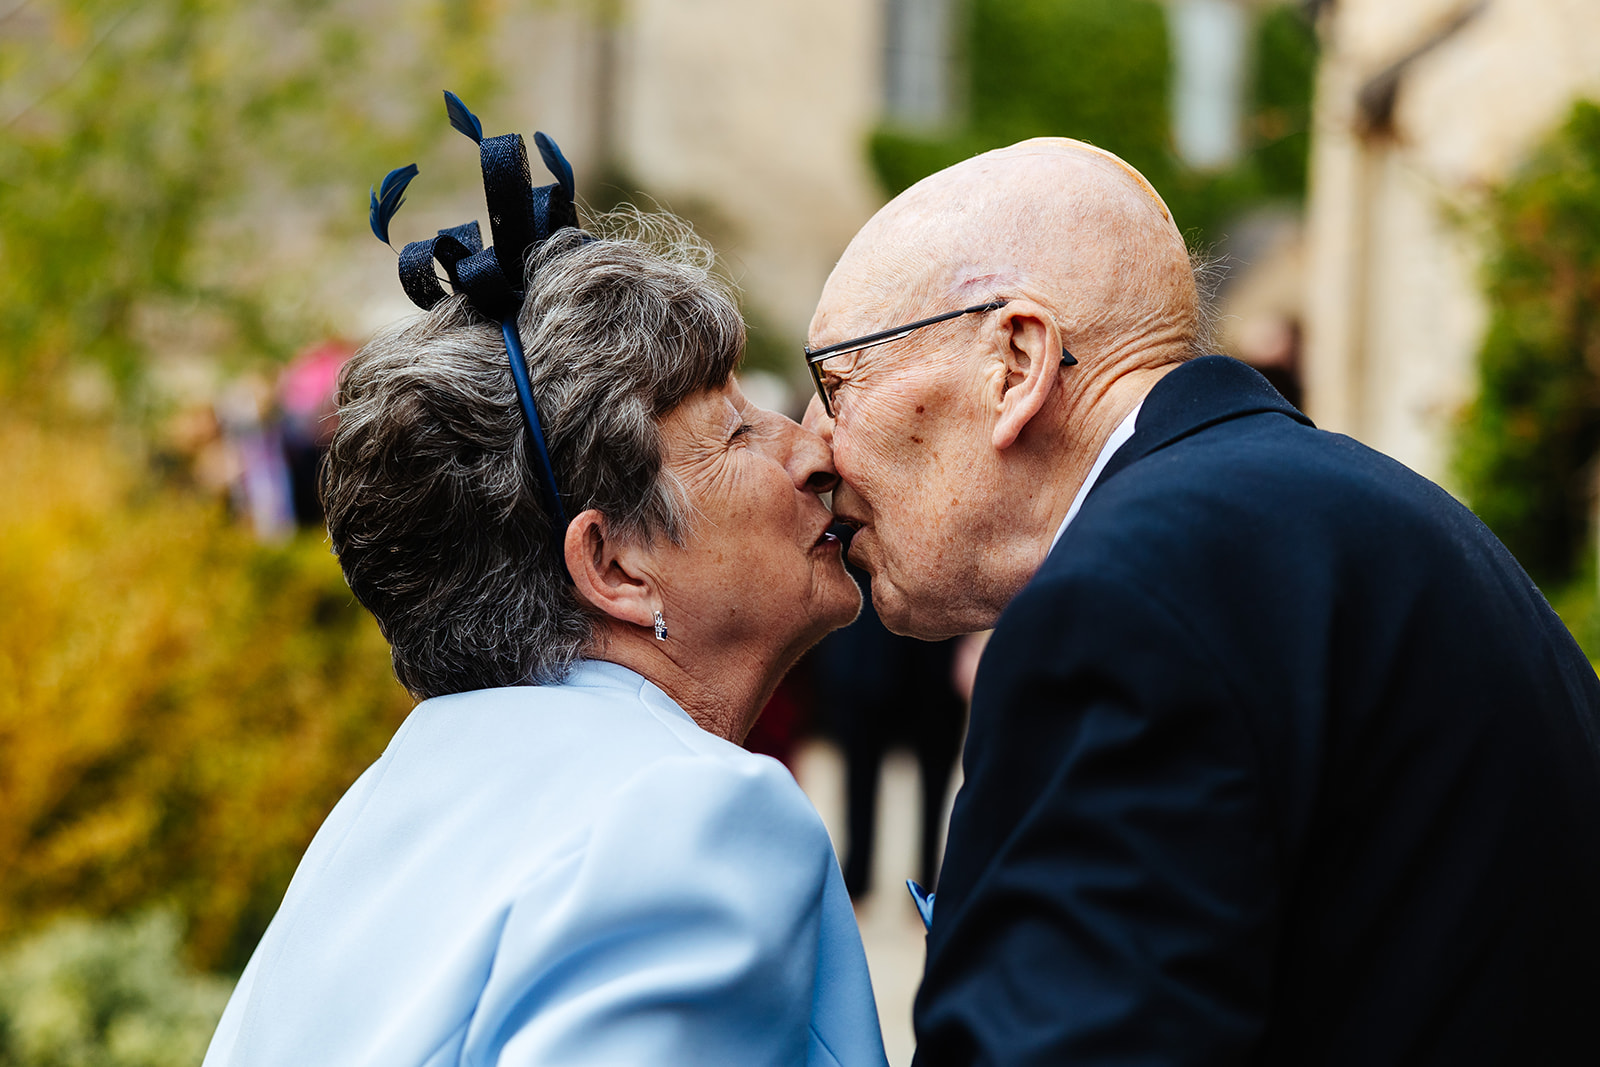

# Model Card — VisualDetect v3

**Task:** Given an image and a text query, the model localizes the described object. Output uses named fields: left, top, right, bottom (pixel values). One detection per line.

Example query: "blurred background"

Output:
left=3, top=0, right=1599, bottom=1063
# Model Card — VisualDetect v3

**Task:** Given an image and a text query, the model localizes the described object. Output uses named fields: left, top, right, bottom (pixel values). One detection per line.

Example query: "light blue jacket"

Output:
left=203, top=660, right=887, bottom=1067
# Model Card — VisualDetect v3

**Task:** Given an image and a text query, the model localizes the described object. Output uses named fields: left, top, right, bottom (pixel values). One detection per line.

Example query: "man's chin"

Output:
left=871, top=582, right=961, bottom=641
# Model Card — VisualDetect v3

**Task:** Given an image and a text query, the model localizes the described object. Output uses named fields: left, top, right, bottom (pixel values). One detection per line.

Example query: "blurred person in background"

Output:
left=202, top=100, right=887, bottom=1067
left=811, top=558, right=965, bottom=899
left=213, top=374, right=294, bottom=542
left=804, top=138, right=1600, bottom=1066
left=276, top=339, right=352, bottom=527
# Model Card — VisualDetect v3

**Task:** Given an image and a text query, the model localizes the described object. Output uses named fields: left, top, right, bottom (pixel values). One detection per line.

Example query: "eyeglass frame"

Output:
left=803, top=300, right=1011, bottom=419
left=802, top=298, right=1077, bottom=418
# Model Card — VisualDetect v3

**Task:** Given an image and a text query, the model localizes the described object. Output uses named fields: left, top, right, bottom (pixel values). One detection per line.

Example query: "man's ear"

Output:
left=565, top=509, right=659, bottom=631
left=992, top=300, right=1063, bottom=451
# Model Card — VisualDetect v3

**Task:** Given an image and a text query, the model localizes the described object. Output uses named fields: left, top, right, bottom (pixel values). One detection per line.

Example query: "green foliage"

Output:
left=1548, top=559, right=1600, bottom=661
left=867, top=0, right=1319, bottom=248
left=1457, top=100, right=1600, bottom=588
left=869, top=0, right=1171, bottom=203
left=0, top=0, right=497, bottom=407
left=0, top=911, right=231, bottom=1067
left=1249, top=2, right=1320, bottom=201
left=970, top=0, right=1172, bottom=172
left=0, top=418, right=412, bottom=973
left=0, top=0, right=536, bottom=981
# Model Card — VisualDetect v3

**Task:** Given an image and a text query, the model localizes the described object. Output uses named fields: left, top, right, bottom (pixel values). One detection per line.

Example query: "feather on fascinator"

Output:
left=369, top=91, right=580, bottom=528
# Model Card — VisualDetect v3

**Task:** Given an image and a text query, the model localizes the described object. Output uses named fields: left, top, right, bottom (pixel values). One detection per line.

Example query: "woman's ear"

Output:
left=565, top=509, right=658, bottom=630
left=992, top=300, right=1064, bottom=451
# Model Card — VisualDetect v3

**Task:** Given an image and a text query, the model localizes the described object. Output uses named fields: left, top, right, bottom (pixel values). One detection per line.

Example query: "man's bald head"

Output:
left=804, top=140, right=1205, bottom=638
left=816, top=138, right=1200, bottom=368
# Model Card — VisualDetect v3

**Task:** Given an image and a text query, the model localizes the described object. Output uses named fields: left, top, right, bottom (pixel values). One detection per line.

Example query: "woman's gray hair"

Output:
left=323, top=210, right=744, bottom=699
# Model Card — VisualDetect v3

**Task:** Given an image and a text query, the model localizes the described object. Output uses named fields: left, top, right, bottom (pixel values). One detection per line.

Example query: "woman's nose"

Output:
left=786, top=417, right=840, bottom=495
left=805, top=465, right=840, bottom=495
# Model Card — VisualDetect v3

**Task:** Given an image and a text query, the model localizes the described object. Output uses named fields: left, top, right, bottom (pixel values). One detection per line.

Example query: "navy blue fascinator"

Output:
left=369, top=90, right=580, bottom=528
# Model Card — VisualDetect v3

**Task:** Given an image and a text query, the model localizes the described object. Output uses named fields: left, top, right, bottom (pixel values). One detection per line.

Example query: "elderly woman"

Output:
left=202, top=101, right=886, bottom=1067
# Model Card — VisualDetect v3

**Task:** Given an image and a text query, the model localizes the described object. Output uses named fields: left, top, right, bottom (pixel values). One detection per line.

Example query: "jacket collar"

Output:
left=1091, top=355, right=1312, bottom=490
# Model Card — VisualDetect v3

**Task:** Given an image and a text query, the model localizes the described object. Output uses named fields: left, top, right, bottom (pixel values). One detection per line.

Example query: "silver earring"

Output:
left=653, top=610, right=668, bottom=641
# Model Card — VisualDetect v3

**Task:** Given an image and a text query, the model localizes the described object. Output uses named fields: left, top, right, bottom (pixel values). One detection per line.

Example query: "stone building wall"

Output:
left=340, top=0, right=888, bottom=370
left=1302, top=0, right=1600, bottom=485
left=616, top=0, right=887, bottom=343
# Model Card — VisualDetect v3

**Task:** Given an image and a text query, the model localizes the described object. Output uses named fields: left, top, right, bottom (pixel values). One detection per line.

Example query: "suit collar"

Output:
left=1091, top=355, right=1311, bottom=489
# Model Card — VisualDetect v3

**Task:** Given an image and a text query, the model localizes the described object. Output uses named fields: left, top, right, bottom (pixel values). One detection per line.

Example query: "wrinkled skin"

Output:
left=568, top=376, right=860, bottom=742
left=806, top=138, right=1199, bottom=639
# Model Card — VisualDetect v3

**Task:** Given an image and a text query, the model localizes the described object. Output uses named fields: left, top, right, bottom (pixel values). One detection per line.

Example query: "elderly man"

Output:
left=804, top=139, right=1600, bottom=1066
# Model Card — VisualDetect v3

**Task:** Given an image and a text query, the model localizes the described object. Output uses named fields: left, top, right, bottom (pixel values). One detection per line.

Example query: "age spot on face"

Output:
left=911, top=436, right=924, bottom=444
left=916, top=405, right=926, bottom=414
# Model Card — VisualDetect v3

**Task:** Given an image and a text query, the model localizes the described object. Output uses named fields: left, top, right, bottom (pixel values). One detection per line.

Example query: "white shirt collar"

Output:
left=1048, top=399, right=1144, bottom=553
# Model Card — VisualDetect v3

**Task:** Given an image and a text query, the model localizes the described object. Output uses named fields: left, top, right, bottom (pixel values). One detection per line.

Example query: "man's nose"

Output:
left=802, top=394, right=834, bottom=443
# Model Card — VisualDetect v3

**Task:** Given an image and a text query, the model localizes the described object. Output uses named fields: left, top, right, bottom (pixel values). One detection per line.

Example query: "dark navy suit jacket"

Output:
left=913, top=356, right=1600, bottom=1065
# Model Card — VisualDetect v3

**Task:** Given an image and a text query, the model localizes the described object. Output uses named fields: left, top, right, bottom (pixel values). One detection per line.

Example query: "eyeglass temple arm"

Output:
left=804, top=300, right=1009, bottom=363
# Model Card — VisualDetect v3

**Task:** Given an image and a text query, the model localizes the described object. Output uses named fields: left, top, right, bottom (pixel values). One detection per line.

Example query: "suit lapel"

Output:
left=1092, top=355, right=1313, bottom=490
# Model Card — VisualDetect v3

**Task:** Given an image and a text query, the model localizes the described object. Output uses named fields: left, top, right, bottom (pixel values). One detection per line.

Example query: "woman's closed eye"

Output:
left=729, top=421, right=755, bottom=444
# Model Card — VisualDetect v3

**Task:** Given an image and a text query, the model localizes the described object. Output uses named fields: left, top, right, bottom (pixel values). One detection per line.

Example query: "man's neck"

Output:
left=1035, top=362, right=1174, bottom=561
left=1048, top=397, right=1143, bottom=552
left=964, top=362, right=1173, bottom=628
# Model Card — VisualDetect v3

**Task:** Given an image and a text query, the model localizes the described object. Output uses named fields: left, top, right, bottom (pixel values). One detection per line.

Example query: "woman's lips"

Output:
left=813, top=519, right=856, bottom=553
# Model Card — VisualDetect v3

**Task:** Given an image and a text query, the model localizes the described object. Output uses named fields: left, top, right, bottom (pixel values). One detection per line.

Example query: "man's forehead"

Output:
left=810, top=252, right=944, bottom=345
left=809, top=282, right=901, bottom=347
left=808, top=298, right=876, bottom=346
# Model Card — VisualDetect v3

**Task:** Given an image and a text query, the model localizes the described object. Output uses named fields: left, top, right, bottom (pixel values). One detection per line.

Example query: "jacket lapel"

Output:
left=1092, top=355, right=1313, bottom=491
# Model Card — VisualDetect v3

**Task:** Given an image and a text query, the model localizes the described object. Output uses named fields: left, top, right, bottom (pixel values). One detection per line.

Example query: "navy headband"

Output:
left=368, top=90, right=579, bottom=529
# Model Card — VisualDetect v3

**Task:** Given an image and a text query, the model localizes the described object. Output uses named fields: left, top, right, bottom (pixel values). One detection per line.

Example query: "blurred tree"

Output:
left=0, top=911, right=230, bottom=1067
left=969, top=0, right=1172, bottom=174
left=0, top=419, right=412, bottom=973
left=868, top=0, right=1170, bottom=201
left=1457, top=100, right=1600, bottom=590
left=1249, top=1, right=1319, bottom=201
left=0, top=0, right=506, bottom=976
left=0, top=0, right=498, bottom=407
left=867, top=0, right=1319, bottom=249
left=0, top=0, right=685, bottom=983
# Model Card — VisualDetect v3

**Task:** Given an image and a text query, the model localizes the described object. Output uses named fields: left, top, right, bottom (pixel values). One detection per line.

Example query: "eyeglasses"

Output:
left=803, top=300, right=1009, bottom=418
